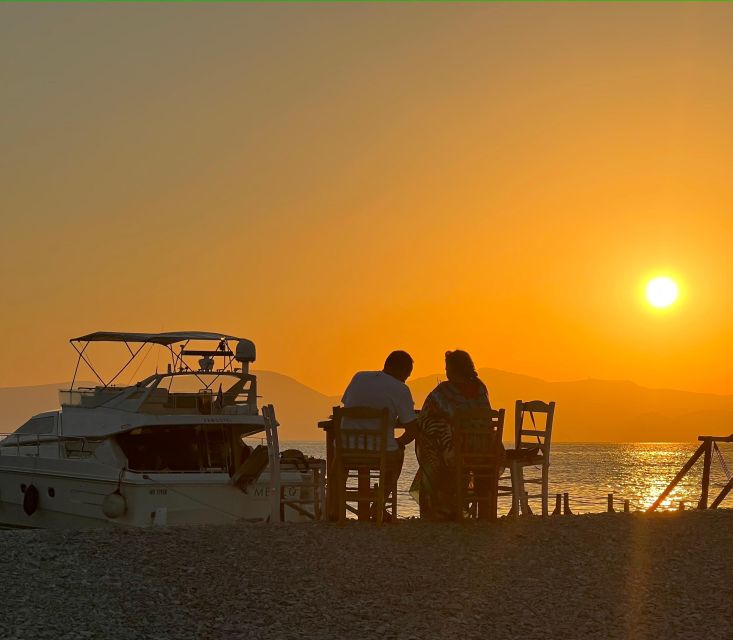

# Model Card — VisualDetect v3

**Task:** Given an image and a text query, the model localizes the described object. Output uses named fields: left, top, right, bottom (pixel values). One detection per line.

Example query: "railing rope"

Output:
left=714, top=442, right=731, bottom=481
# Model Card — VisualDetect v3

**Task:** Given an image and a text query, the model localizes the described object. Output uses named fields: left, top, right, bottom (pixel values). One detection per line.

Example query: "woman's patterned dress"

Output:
left=410, top=379, right=493, bottom=521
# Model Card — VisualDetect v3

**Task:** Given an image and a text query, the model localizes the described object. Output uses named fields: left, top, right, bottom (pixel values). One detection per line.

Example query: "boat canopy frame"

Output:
left=69, top=331, right=256, bottom=392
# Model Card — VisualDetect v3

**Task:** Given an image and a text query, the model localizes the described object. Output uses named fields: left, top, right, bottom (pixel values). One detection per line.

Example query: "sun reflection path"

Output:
left=632, top=445, right=702, bottom=511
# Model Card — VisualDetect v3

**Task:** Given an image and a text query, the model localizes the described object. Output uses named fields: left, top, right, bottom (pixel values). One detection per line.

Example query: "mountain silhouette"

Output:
left=1, top=369, right=732, bottom=442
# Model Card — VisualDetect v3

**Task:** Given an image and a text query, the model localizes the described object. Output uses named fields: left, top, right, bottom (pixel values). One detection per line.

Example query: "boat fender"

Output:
left=23, top=484, right=39, bottom=516
left=102, top=491, right=127, bottom=519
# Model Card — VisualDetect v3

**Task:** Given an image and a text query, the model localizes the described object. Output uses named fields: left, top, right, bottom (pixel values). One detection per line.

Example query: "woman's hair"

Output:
left=445, top=350, right=478, bottom=379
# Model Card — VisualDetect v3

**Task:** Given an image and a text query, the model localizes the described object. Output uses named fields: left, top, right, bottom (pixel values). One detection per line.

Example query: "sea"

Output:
left=281, top=441, right=733, bottom=517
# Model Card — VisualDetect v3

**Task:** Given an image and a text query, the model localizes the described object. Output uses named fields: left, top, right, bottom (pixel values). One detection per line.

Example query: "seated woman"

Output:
left=411, top=350, right=495, bottom=521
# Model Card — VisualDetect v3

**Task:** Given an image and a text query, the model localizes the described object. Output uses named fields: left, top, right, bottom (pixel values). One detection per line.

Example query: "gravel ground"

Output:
left=1, top=511, right=731, bottom=640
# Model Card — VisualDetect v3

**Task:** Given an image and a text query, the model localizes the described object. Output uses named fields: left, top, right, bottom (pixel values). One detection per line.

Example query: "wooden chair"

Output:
left=261, top=404, right=326, bottom=522
left=279, top=456, right=327, bottom=521
left=453, top=407, right=506, bottom=521
left=504, top=400, right=556, bottom=517
left=332, top=406, right=397, bottom=525
left=262, top=404, right=283, bottom=522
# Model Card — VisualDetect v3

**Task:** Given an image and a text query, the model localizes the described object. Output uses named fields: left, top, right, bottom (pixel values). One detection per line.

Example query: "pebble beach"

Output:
left=1, top=510, right=731, bottom=640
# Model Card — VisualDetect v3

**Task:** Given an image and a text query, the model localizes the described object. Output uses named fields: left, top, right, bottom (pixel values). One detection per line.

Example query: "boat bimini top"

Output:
left=72, top=331, right=249, bottom=346
left=62, top=331, right=259, bottom=417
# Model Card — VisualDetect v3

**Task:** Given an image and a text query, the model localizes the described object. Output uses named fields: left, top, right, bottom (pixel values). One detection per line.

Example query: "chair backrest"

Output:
left=514, top=400, right=555, bottom=457
left=452, top=407, right=505, bottom=462
left=452, top=408, right=505, bottom=520
left=332, top=406, right=390, bottom=462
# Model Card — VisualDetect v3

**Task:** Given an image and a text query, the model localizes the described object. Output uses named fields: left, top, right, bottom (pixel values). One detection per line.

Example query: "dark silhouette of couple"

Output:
left=341, top=349, right=493, bottom=521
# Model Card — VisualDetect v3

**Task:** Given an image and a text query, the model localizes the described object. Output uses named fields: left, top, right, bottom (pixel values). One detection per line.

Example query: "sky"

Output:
left=1, top=3, right=733, bottom=396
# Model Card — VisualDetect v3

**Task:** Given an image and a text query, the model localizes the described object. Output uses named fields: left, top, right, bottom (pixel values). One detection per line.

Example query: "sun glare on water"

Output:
left=646, top=277, right=679, bottom=308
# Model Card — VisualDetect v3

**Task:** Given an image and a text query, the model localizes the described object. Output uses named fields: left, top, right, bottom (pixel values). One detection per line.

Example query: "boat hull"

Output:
left=0, top=459, right=314, bottom=529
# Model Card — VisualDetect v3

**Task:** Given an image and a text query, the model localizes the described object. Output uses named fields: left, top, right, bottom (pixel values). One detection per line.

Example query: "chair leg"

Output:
left=474, top=473, right=489, bottom=521
left=338, top=466, right=346, bottom=524
left=490, top=470, right=498, bottom=521
left=541, top=465, right=549, bottom=517
left=391, top=477, right=398, bottom=521
left=455, top=466, right=463, bottom=521
left=518, top=467, right=530, bottom=515
left=510, top=462, right=521, bottom=518
left=376, top=471, right=385, bottom=526
left=357, top=469, right=371, bottom=521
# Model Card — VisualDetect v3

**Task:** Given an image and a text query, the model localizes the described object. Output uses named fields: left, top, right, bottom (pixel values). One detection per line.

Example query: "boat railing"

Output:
left=58, top=386, right=258, bottom=415
left=143, top=388, right=259, bottom=415
left=0, top=432, right=103, bottom=458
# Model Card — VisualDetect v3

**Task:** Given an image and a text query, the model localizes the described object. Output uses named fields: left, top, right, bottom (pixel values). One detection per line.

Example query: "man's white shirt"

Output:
left=341, top=371, right=417, bottom=451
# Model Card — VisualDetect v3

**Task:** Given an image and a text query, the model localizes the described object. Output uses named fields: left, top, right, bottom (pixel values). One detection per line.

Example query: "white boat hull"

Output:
left=0, top=459, right=314, bottom=529
left=0, top=331, right=323, bottom=529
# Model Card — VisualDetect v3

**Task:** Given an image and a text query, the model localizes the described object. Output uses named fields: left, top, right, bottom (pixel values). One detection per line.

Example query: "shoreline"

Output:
left=1, top=510, right=731, bottom=639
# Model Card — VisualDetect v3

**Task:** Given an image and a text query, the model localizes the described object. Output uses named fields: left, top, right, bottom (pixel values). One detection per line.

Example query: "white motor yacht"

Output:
left=0, top=331, right=324, bottom=528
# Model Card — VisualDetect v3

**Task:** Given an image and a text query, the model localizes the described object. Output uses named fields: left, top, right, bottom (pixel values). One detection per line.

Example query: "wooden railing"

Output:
left=647, top=434, right=733, bottom=512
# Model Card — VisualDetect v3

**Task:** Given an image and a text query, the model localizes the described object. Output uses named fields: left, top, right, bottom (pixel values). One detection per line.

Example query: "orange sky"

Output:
left=1, top=4, right=732, bottom=396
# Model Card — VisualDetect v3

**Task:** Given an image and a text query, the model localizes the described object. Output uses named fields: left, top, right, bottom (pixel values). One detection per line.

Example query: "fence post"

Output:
left=607, top=493, right=615, bottom=513
left=698, top=438, right=712, bottom=509
left=552, top=493, right=562, bottom=515
left=623, top=500, right=630, bottom=513
left=563, top=492, right=573, bottom=515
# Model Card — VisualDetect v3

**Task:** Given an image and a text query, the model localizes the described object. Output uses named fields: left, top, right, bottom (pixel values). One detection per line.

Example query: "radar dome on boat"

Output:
left=235, top=339, right=256, bottom=363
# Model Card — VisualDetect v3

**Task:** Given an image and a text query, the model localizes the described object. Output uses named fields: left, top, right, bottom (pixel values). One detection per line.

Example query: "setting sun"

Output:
left=646, top=277, right=679, bottom=308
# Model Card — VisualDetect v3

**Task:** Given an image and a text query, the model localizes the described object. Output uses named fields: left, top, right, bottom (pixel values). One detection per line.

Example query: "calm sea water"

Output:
left=282, top=441, right=733, bottom=517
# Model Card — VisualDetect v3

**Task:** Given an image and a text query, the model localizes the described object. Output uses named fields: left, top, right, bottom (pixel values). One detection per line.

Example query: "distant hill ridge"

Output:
left=1, top=369, right=732, bottom=442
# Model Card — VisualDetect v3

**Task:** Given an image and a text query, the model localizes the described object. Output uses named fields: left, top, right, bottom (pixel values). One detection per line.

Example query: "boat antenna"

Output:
left=155, top=324, right=163, bottom=374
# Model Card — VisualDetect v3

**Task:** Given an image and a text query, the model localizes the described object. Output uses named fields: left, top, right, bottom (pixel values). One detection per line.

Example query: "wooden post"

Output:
left=522, top=491, right=533, bottom=516
left=607, top=493, right=615, bottom=513
left=679, top=501, right=685, bottom=511
left=313, top=463, right=323, bottom=521
left=563, top=492, right=572, bottom=515
left=552, top=493, right=562, bottom=515
left=647, top=441, right=706, bottom=512
left=324, top=417, right=338, bottom=521
left=623, top=500, right=630, bottom=513
left=698, top=438, right=712, bottom=510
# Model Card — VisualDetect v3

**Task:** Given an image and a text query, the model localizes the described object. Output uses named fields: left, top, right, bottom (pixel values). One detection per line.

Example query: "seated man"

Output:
left=340, top=350, right=418, bottom=514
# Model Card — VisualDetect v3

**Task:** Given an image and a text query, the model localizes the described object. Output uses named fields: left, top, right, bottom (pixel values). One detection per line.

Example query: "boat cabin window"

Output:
left=16, top=416, right=55, bottom=435
left=117, top=425, right=247, bottom=473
